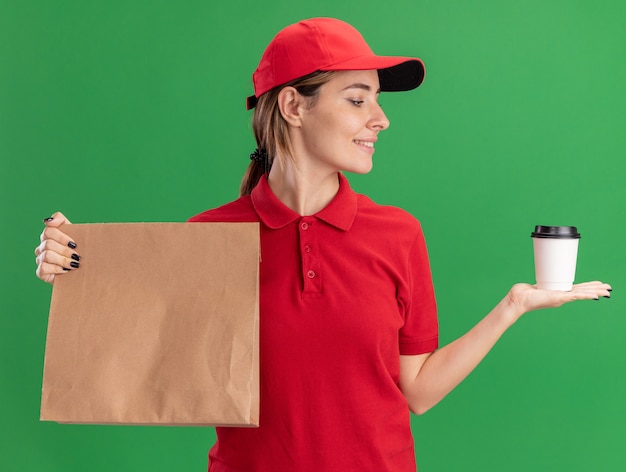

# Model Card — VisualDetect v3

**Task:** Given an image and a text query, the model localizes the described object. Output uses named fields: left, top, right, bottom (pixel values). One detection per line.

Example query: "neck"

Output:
left=267, top=159, right=340, bottom=216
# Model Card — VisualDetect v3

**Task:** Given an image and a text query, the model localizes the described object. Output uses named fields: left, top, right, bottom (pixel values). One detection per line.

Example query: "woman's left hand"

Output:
left=507, top=281, right=612, bottom=316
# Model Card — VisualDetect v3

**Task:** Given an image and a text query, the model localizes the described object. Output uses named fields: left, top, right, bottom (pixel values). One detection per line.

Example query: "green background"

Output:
left=1, top=0, right=624, bottom=470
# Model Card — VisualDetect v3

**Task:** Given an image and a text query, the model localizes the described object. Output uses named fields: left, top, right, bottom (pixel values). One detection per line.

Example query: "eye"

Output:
left=349, top=99, right=364, bottom=106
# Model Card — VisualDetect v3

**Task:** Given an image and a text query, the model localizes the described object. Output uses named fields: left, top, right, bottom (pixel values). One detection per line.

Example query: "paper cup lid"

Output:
left=531, top=225, right=581, bottom=239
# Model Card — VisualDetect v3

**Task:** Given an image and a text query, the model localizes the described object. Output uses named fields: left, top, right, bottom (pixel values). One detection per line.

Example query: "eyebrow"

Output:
left=342, top=83, right=381, bottom=94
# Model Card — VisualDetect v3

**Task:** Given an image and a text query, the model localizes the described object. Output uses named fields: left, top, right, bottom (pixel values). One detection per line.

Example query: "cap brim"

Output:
left=320, top=56, right=425, bottom=92
left=378, top=60, right=425, bottom=91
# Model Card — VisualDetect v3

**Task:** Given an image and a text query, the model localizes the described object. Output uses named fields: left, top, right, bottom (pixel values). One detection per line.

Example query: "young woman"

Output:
left=35, top=18, right=611, bottom=472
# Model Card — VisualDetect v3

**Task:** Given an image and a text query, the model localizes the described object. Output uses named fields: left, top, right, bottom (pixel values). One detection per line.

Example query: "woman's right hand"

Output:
left=34, top=212, right=80, bottom=284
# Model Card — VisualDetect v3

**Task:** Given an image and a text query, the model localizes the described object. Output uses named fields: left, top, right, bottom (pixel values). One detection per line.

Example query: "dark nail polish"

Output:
left=68, top=241, right=77, bottom=249
left=603, top=295, right=611, bottom=299
left=71, top=253, right=81, bottom=261
left=62, top=267, right=71, bottom=271
left=593, top=298, right=599, bottom=301
left=70, top=261, right=80, bottom=268
left=43, top=217, right=54, bottom=223
left=608, top=289, right=613, bottom=292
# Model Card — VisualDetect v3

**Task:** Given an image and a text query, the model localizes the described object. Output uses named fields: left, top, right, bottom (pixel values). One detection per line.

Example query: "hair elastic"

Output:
left=250, top=148, right=267, bottom=164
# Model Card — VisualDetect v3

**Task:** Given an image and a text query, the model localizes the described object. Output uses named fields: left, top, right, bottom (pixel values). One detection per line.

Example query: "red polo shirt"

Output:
left=189, top=173, right=438, bottom=472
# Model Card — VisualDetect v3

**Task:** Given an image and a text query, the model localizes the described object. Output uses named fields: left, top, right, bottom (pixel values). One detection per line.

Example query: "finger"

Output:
left=572, top=281, right=603, bottom=288
left=572, top=281, right=612, bottom=291
left=39, top=226, right=78, bottom=250
left=34, top=238, right=80, bottom=260
left=36, top=261, right=71, bottom=284
left=35, top=242, right=80, bottom=269
left=571, top=281, right=612, bottom=300
left=571, top=281, right=612, bottom=292
left=43, top=211, right=72, bottom=227
left=35, top=246, right=80, bottom=271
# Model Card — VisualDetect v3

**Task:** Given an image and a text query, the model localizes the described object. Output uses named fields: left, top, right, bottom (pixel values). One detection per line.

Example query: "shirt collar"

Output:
left=251, top=173, right=357, bottom=231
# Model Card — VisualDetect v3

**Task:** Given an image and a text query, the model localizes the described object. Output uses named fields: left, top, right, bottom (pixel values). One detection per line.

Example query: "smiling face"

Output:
left=291, top=69, right=390, bottom=177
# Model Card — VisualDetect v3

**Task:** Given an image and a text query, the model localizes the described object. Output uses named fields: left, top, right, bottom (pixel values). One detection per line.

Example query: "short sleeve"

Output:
left=398, top=222, right=438, bottom=355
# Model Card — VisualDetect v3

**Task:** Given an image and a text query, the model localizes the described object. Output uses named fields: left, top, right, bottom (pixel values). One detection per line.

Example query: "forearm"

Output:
left=402, top=294, right=524, bottom=415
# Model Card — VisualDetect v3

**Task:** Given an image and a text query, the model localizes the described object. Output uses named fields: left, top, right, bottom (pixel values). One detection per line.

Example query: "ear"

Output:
left=277, top=86, right=304, bottom=127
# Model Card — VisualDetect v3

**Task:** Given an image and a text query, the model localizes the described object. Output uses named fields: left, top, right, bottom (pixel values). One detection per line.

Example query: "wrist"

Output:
left=497, top=288, right=527, bottom=325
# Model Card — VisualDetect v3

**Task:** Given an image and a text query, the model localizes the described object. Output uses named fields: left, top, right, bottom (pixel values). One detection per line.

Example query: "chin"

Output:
left=348, top=161, right=374, bottom=175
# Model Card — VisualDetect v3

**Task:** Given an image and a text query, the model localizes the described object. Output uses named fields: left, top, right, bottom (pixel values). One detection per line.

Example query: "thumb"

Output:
left=43, top=211, right=72, bottom=227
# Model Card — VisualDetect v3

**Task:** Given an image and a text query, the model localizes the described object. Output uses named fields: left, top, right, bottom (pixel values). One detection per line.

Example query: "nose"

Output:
left=368, top=102, right=390, bottom=131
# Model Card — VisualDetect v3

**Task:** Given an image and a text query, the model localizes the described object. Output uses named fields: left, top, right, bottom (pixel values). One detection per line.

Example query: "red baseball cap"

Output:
left=246, top=17, right=425, bottom=109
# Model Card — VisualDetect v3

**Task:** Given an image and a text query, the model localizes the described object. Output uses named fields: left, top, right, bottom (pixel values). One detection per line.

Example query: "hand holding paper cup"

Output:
left=531, top=225, right=581, bottom=291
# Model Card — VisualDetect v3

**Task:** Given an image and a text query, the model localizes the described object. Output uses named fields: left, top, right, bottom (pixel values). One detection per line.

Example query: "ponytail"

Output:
left=239, top=162, right=265, bottom=197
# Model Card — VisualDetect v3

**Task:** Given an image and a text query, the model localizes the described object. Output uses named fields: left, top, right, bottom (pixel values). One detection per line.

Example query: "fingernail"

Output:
left=68, top=241, right=77, bottom=249
left=70, top=261, right=80, bottom=269
left=603, top=295, right=611, bottom=299
left=593, top=297, right=599, bottom=301
left=71, top=253, right=80, bottom=261
left=43, top=217, right=54, bottom=223
left=62, top=267, right=71, bottom=271
left=608, top=289, right=613, bottom=292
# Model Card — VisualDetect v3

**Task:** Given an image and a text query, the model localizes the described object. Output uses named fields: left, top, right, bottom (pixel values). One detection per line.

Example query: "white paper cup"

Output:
left=531, top=226, right=580, bottom=291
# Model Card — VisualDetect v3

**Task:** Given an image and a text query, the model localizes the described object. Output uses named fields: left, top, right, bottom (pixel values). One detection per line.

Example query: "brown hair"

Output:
left=239, top=71, right=336, bottom=196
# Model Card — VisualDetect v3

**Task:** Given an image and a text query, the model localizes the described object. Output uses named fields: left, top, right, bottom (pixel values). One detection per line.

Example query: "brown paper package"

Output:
left=40, top=223, right=260, bottom=426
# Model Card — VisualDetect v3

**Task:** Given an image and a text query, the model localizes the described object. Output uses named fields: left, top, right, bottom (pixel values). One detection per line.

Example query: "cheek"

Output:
left=340, top=113, right=365, bottom=136
left=303, top=115, right=338, bottom=145
left=327, top=113, right=360, bottom=139
left=301, top=107, right=363, bottom=150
